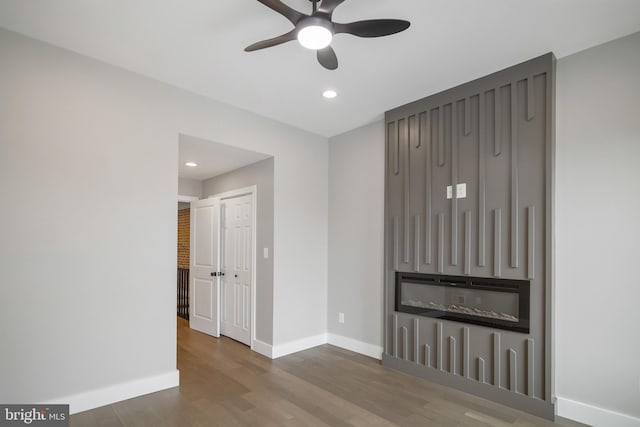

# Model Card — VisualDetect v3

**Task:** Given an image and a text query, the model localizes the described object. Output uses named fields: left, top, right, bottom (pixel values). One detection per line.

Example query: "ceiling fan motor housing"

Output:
left=296, top=16, right=334, bottom=35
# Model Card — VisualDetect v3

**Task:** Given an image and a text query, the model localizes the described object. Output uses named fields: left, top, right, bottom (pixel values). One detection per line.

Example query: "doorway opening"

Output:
left=176, top=133, right=273, bottom=351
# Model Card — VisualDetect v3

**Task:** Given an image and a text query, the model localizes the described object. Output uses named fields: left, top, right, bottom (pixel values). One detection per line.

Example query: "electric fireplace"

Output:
left=395, top=272, right=530, bottom=333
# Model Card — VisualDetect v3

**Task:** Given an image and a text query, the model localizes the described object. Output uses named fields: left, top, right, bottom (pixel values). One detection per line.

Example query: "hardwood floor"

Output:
left=71, top=318, right=587, bottom=427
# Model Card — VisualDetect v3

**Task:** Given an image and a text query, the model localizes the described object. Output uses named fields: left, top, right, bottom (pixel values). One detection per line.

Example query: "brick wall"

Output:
left=177, top=208, right=190, bottom=268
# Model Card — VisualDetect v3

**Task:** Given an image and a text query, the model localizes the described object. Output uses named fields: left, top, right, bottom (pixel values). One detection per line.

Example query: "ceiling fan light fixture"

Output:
left=245, top=0, right=411, bottom=70
left=297, top=18, right=333, bottom=50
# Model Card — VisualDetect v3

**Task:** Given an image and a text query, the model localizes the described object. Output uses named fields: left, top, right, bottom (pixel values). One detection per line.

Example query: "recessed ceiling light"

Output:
left=185, top=162, right=198, bottom=167
left=323, top=90, right=337, bottom=99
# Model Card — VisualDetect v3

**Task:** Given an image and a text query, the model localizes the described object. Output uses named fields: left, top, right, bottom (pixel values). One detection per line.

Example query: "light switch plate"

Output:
left=263, top=248, right=269, bottom=259
left=446, top=186, right=453, bottom=199
left=456, top=183, right=467, bottom=199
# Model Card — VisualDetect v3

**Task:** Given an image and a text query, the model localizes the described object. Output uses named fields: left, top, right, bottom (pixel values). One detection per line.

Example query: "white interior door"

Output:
left=189, top=197, right=220, bottom=337
left=220, top=194, right=252, bottom=345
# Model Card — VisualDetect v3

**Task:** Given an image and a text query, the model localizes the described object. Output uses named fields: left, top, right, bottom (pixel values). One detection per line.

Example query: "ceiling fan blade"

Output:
left=244, top=29, right=297, bottom=52
left=334, top=19, right=411, bottom=38
left=317, top=46, right=338, bottom=70
left=317, top=0, right=345, bottom=16
left=255, top=0, right=306, bottom=25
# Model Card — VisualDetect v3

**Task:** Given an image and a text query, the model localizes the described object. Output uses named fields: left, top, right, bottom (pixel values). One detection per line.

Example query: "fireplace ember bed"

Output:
left=395, top=272, right=530, bottom=333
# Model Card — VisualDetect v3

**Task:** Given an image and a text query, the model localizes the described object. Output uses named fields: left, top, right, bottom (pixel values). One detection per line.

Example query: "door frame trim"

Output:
left=177, top=195, right=199, bottom=203
left=207, top=185, right=257, bottom=351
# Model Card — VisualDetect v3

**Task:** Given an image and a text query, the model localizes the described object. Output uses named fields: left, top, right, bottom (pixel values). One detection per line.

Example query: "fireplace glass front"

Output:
left=396, top=272, right=530, bottom=333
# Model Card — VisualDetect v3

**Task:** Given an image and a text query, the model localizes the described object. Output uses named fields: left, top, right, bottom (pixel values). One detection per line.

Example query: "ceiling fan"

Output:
left=244, top=0, right=411, bottom=70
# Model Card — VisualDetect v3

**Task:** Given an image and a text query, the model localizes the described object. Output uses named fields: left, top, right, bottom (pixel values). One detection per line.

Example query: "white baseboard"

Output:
left=47, top=370, right=180, bottom=415
left=557, top=396, right=640, bottom=427
left=267, top=333, right=383, bottom=360
left=327, top=333, right=383, bottom=360
left=271, top=333, right=328, bottom=359
left=252, top=339, right=273, bottom=359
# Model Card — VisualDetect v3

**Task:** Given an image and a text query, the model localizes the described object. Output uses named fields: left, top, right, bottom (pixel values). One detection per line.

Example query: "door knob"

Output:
left=234, top=274, right=238, bottom=278
left=210, top=272, right=217, bottom=277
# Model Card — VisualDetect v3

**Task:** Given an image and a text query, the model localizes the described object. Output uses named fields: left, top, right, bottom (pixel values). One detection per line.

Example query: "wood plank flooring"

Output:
left=71, top=318, right=587, bottom=426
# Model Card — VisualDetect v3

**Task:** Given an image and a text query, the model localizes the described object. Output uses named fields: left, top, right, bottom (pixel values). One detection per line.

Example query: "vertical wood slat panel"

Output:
left=389, top=121, right=399, bottom=175
left=410, top=115, right=419, bottom=148
left=464, top=97, right=471, bottom=135
left=478, top=357, right=486, bottom=383
left=527, top=338, right=535, bottom=396
left=494, top=88, right=502, bottom=156
left=493, top=332, right=501, bottom=387
left=437, top=322, right=443, bottom=370
left=424, top=111, right=433, bottom=265
left=409, top=112, right=418, bottom=282
left=464, top=211, right=472, bottom=275
left=414, top=215, right=421, bottom=272
left=393, top=314, right=398, bottom=358
left=438, top=213, right=445, bottom=273
left=413, top=318, right=420, bottom=363
left=401, top=118, right=410, bottom=264
left=543, top=69, right=552, bottom=403
left=528, top=206, right=535, bottom=279
left=511, top=83, right=519, bottom=269
left=479, top=91, right=486, bottom=267
left=463, top=327, right=470, bottom=379
left=393, top=216, right=399, bottom=270
left=438, top=106, right=445, bottom=166
left=424, top=344, right=432, bottom=367
left=494, top=209, right=502, bottom=277
left=509, top=349, right=517, bottom=391
left=451, top=101, right=458, bottom=266
left=402, top=327, right=409, bottom=360
left=449, top=337, right=457, bottom=375
left=527, top=76, right=535, bottom=121
left=409, top=114, right=418, bottom=271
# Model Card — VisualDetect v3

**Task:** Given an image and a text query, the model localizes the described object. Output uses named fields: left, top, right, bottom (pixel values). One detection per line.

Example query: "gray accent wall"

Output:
left=202, top=158, right=274, bottom=345
left=383, top=54, right=555, bottom=418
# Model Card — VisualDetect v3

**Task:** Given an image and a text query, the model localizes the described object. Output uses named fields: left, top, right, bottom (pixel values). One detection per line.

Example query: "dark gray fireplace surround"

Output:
left=383, top=54, right=555, bottom=419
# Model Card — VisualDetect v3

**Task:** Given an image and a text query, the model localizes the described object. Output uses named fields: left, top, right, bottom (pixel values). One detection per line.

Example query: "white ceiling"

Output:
left=1, top=1, right=639, bottom=137
left=179, top=134, right=271, bottom=181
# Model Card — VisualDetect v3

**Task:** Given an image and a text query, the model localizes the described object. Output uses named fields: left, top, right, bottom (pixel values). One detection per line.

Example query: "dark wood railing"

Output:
left=177, top=268, right=189, bottom=320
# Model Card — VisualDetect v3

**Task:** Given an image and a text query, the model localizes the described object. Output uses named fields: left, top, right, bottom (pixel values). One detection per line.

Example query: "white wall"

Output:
left=327, top=122, right=385, bottom=358
left=555, top=31, right=640, bottom=425
left=0, top=28, right=328, bottom=412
